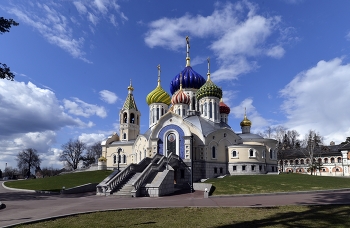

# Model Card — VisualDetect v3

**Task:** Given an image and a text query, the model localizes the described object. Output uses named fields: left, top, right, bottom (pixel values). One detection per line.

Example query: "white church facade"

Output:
left=97, top=37, right=278, bottom=197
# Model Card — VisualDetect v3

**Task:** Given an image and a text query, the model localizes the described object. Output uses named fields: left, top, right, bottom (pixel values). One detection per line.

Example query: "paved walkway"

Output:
left=1, top=181, right=350, bottom=227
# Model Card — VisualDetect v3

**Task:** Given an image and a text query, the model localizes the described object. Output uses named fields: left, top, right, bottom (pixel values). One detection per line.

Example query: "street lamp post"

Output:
left=117, top=149, right=121, bottom=171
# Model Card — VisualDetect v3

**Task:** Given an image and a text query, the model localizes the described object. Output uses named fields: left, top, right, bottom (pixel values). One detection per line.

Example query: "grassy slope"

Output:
left=16, top=205, right=350, bottom=228
left=4, top=170, right=112, bottom=192
left=206, top=173, right=350, bottom=195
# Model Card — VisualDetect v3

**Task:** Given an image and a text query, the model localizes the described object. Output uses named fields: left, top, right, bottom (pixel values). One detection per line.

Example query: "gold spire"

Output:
left=240, top=107, right=252, bottom=127
left=207, top=57, right=211, bottom=81
left=127, top=79, right=134, bottom=93
left=157, top=64, right=161, bottom=87
left=186, top=36, right=191, bottom=67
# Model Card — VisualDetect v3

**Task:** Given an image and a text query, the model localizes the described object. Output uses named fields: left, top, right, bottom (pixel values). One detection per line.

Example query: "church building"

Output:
left=98, top=37, right=278, bottom=197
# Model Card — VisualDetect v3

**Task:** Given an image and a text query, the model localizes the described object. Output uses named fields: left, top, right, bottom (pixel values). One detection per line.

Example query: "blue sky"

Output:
left=1, top=0, right=350, bottom=171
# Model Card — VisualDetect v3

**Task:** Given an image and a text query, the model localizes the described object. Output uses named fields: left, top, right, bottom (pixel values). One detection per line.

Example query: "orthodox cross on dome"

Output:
left=207, top=57, right=211, bottom=81
left=186, top=36, right=191, bottom=67
left=127, top=79, right=134, bottom=94
left=157, top=64, right=161, bottom=87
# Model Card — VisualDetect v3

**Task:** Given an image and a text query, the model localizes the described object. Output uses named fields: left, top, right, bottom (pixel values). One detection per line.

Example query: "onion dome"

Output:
left=123, top=80, right=138, bottom=110
left=196, top=57, right=222, bottom=101
left=171, top=73, right=191, bottom=105
left=219, top=98, right=230, bottom=114
left=240, top=108, right=252, bottom=127
left=146, top=65, right=171, bottom=105
left=169, top=36, right=206, bottom=94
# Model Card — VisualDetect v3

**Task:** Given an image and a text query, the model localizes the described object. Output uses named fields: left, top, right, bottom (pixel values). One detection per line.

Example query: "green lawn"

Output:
left=206, top=173, right=350, bottom=195
left=4, top=170, right=112, bottom=192
left=16, top=205, right=350, bottom=228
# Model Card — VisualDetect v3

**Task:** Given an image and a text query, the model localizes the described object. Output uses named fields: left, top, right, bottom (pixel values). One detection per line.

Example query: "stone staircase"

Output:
left=112, top=172, right=142, bottom=197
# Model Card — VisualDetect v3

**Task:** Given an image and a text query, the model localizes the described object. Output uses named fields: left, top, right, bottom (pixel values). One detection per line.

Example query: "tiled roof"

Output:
left=123, top=94, right=138, bottom=111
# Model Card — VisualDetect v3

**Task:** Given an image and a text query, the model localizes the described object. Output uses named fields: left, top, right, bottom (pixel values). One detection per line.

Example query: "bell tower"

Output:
left=120, top=80, right=140, bottom=141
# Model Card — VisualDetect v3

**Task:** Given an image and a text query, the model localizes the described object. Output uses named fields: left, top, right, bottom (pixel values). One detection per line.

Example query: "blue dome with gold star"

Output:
left=170, top=66, right=206, bottom=95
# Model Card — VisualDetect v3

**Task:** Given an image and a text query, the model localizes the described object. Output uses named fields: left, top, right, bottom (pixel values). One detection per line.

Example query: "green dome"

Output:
left=146, top=84, right=171, bottom=105
left=196, top=77, right=222, bottom=101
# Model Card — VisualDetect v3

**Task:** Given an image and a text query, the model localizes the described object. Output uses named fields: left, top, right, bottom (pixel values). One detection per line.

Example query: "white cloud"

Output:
left=280, top=58, right=350, bottom=144
left=0, top=80, right=85, bottom=136
left=266, top=45, right=285, bottom=59
left=88, top=12, right=98, bottom=25
left=78, top=133, right=107, bottom=146
left=144, top=1, right=287, bottom=82
left=346, top=31, right=350, bottom=41
left=73, top=1, right=87, bottom=14
left=5, top=0, right=128, bottom=63
left=99, top=90, right=118, bottom=104
left=231, top=98, right=269, bottom=130
left=6, top=2, right=90, bottom=63
left=0, top=131, right=60, bottom=171
left=63, top=97, right=107, bottom=118
left=93, top=0, right=108, bottom=14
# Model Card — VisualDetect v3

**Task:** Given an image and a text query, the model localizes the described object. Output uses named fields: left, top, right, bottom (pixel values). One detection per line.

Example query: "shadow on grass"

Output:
left=216, top=205, right=350, bottom=227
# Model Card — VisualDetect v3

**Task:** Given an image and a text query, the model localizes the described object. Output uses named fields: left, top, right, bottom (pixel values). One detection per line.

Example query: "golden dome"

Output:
left=240, top=109, right=252, bottom=127
left=146, top=64, right=171, bottom=106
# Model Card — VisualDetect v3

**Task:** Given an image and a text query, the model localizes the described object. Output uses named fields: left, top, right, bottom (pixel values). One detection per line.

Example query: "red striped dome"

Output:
left=219, top=99, right=230, bottom=114
left=171, top=89, right=190, bottom=105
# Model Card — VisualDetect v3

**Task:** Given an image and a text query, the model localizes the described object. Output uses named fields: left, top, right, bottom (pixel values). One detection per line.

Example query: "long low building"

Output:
left=278, top=143, right=350, bottom=176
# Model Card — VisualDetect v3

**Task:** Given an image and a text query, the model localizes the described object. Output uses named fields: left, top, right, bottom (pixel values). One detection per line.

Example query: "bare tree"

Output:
left=16, top=148, right=41, bottom=178
left=4, top=166, right=18, bottom=179
left=60, top=139, right=86, bottom=170
left=82, top=141, right=102, bottom=168
left=300, top=130, right=323, bottom=175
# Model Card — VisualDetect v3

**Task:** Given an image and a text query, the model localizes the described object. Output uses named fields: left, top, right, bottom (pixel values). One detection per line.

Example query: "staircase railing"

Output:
left=131, top=154, right=167, bottom=197
left=96, top=156, right=152, bottom=195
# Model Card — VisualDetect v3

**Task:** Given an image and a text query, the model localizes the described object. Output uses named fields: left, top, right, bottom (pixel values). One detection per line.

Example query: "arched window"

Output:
left=209, top=101, right=212, bottom=118
left=113, top=154, right=117, bottom=164
left=123, top=154, right=126, bottom=163
left=123, top=133, right=126, bottom=140
left=290, top=160, right=294, bottom=165
left=337, top=157, right=342, bottom=163
left=331, top=157, right=335, bottom=163
left=301, top=159, right=304, bottom=164
left=318, top=158, right=322, bottom=163
left=324, top=158, right=328, bottom=163
left=224, top=133, right=227, bottom=137
left=192, top=96, right=195, bottom=110
left=232, top=150, right=237, bottom=157
left=295, top=160, right=299, bottom=165
left=212, top=146, right=216, bottom=159
left=123, top=112, right=127, bottom=123
left=249, top=149, right=254, bottom=157
left=139, top=151, right=142, bottom=162
left=118, top=154, right=121, bottom=163
left=130, top=113, right=135, bottom=123
left=284, top=160, right=288, bottom=165
left=306, top=159, right=310, bottom=164
left=270, top=149, right=273, bottom=159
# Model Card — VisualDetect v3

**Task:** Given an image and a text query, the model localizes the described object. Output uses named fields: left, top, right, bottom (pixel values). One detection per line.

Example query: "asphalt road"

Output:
left=1, top=180, right=350, bottom=227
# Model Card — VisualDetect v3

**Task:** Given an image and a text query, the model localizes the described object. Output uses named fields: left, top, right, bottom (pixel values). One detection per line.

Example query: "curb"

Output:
left=209, top=188, right=350, bottom=198
left=2, top=181, right=59, bottom=194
